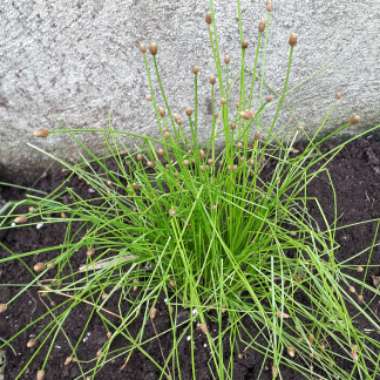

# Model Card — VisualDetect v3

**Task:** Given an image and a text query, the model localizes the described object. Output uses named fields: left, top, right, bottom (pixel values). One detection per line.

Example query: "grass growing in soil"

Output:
left=1, top=1, right=380, bottom=379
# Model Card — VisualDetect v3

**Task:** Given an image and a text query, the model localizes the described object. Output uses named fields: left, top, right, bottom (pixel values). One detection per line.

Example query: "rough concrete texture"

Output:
left=0, top=0, right=379, bottom=181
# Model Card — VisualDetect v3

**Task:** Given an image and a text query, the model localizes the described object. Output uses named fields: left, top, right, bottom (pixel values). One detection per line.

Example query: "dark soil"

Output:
left=1, top=137, right=380, bottom=380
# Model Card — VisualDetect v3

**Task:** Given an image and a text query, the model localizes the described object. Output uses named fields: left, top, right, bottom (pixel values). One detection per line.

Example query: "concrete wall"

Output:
left=0, top=0, right=379, bottom=181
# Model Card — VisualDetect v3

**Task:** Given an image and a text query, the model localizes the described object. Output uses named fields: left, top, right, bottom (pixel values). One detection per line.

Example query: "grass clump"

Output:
left=1, top=1, right=380, bottom=379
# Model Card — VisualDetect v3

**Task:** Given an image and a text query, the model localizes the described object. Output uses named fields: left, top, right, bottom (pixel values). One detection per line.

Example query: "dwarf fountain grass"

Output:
left=1, top=1, right=380, bottom=379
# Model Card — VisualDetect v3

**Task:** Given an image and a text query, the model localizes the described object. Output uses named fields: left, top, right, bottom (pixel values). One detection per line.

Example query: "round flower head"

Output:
left=192, top=65, right=201, bottom=75
left=258, top=17, right=266, bottom=33
left=205, top=13, right=212, bottom=25
left=33, top=128, right=49, bottom=138
left=185, top=107, right=193, bottom=117
left=158, top=106, right=166, bottom=117
left=139, top=43, right=147, bottom=54
left=240, top=110, right=255, bottom=120
left=265, top=95, right=273, bottom=103
left=348, top=114, right=361, bottom=125
left=288, top=33, right=298, bottom=47
left=174, top=113, right=183, bottom=125
left=266, top=0, right=273, bottom=12
left=149, top=42, right=158, bottom=56
left=168, top=207, right=177, bottom=217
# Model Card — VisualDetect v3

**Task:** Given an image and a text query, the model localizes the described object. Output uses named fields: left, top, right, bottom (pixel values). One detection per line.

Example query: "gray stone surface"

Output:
left=0, top=0, right=379, bottom=181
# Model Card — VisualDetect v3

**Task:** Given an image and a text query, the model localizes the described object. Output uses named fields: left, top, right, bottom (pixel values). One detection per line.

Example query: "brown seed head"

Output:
left=33, top=262, right=46, bottom=273
left=349, top=285, right=356, bottom=294
left=183, top=159, right=190, bottom=167
left=205, top=13, right=212, bottom=25
left=247, top=158, right=254, bottom=166
left=209, top=74, right=216, bottom=85
left=149, top=42, right=158, bottom=56
left=0, top=303, right=8, bottom=314
left=240, top=110, right=255, bottom=120
left=174, top=113, right=183, bottom=125
left=145, top=95, right=152, bottom=101
left=158, top=106, right=166, bottom=117
left=276, top=310, right=290, bottom=319
left=258, top=17, right=266, bottom=33
left=86, top=247, right=95, bottom=258
left=288, top=32, right=298, bottom=47
left=185, top=107, right=193, bottom=117
left=357, top=294, right=364, bottom=304
left=131, top=183, right=141, bottom=191
left=197, top=322, right=209, bottom=335
left=265, top=95, right=273, bottom=103
left=287, top=346, right=296, bottom=358
left=199, top=149, right=206, bottom=159
left=157, top=147, right=165, bottom=157
left=335, top=91, right=343, bottom=100
left=224, top=54, right=231, bottom=65
left=169, top=207, right=177, bottom=217
left=36, top=369, right=46, bottom=380
left=207, top=158, right=214, bottom=165
left=351, top=345, right=359, bottom=361
left=372, top=275, right=380, bottom=287
left=136, top=153, right=144, bottom=161
left=220, top=98, right=227, bottom=106
left=266, top=0, right=273, bottom=12
left=228, top=164, right=238, bottom=172
left=139, top=43, right=147, bottom=54
left=27, top=338, right=38, bottom=348
left=192, top=65, right=201, bottom=75
left=348, top=114, right=361, bottom=125
left=241, top=39, right=249, bottom=49
left=163, top=130, right=170, bottom=139
left=146, top=160, right=155, bottom=168
left=236, top=141, right=243, bottom=149
left=64, top=356, right=73, bottom=366
left=149, top=306, right=158, bottom=321
left=14, top=215, right=28, bottom=224
left=33, top=128, right=49, bottom=138
left=230, top=123, right=237, bottom=131
left=356, top=265, right=364, bottom=273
